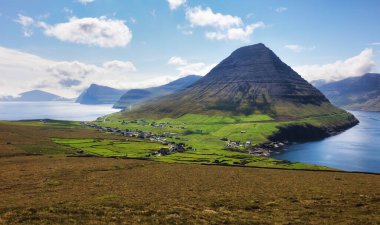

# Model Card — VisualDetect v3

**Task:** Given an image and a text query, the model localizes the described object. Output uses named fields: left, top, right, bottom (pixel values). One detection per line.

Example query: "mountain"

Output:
left=318, top=73, right=380, bottom=111
left=123, top=43, right=348, bottom=119
left=310, top=79, right=328, bottom=88
left=0, top=90, right=68, bottom=102
left=76, top=84, right=126, bottom=105
left=113, top=75, right=202, bottom=109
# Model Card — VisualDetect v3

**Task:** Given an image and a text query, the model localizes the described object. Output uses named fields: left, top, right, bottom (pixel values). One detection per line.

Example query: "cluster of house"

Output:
left=248, top=141, right=287, bottom=157
left=219, top=135, right=287, bottom=157
left=221, top=137, right=252, bottom=150
left=82, top=122, right=195, bottom=155
left=151, top=143, right=195, bottom=156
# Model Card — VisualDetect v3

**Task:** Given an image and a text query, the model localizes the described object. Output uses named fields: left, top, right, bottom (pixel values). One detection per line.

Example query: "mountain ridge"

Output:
left=0, top=90, right=69, bottom=102
left=76, top=84, right=126, bottom=105
left=114, top=75, right=202, bottom=109
left=318, top=73, right=380, bottom=111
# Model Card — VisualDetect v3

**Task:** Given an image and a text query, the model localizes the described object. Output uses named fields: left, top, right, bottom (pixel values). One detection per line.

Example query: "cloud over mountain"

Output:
left=185, top=6, right=265, bottom=41
left=0, top=46, right=141, bottom=97
left=168, top=56, right=215, bottom=76
left=294, top=48, right=375, bottom=81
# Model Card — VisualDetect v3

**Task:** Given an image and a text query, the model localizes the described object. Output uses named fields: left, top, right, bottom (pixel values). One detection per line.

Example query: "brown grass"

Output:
left=0, top=121, right=379, bottom=224
left=0, top=122, right=123, bottom=157
left=0, top=155, right=379, bottom=224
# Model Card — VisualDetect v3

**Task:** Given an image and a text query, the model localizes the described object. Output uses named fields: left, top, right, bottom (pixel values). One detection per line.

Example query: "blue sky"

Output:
left=0, top=0, right=379, bottom=97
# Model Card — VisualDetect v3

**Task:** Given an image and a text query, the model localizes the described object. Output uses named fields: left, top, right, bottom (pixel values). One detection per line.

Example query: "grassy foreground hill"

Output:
left=0, top=121, right=379, bottom=224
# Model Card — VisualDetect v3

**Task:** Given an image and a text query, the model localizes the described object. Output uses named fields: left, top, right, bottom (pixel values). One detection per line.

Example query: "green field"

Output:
left=53, top=137, right=328, bottom=170
left=48, top=111, right=356, bottom=170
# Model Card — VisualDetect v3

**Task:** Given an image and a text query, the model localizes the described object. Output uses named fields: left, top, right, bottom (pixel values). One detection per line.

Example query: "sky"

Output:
left=0, top=0, right=379, bottom=98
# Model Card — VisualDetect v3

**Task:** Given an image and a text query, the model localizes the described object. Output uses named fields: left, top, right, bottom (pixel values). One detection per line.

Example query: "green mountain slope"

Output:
left=123, top=44, right=351, bottom=120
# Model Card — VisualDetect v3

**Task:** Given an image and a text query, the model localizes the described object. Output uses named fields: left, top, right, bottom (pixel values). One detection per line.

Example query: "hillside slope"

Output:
left=123, top=44, right=350, bottom=119
left=114, top=75, right=201, bottom=109
left=318, top=73, right=380, bottom=111
left=76, top=84, right=126, bottom=105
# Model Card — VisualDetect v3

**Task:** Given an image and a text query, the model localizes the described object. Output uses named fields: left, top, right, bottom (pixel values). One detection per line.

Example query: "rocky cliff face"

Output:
left=125, top=43, right=343, bottom=118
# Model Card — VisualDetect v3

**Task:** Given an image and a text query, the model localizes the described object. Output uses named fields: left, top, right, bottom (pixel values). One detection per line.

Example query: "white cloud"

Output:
left=370, top=42, right=380, bottom=46
left=185, top=6, right=264, bottom=41
left=0, top=46, right=144, bottom=98
left=275, top=7, right=288, bottom=13
left=168, top=56, right=187, bottom=66
left=43, top=16, right=132, bottom=48
left=102, top=60, right=137, bottom=72
left=186, top=6, right=242, bottom=29
left=167, top=0, right=186, bottom=10
left=206, top=22, right=265, bottom=41
left=15, top=14, right=35, bottom=37
left=168, top=56, right=215, bottom=76
left=76, top=0, right=95, bottom=5
left=294, top=48, right=375, bottom=81
left=14, top=15, right=132, bottom=48
left=284, top=44, right=316, bottom=53
left=177, top=62, right=216, bottom=76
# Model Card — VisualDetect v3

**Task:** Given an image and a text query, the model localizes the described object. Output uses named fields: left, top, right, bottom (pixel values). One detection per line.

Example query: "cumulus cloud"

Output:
left=186, top=6, right=242, bottom=29
left=185, top=6, right=264, bottom=41
left=168, top=56, right=215, bottom=76
left=102, top=60, right=137, bottom=72
left=294, top=48, right=375, bottom=81
left=168, top=56, right=187, bottom=66
left=275, top=7, right=288, bottom=13
left=14, top=15, right=132, bottom=48
left=177, top=62, right=216, bottom=76
left=284, top=44, right=316, bottom=53
left=43, top=16, right=132, bottom=48
left=0, top=46, right=142, bottom=98
left=206, top=22, right=265, bottom=41
left=167, top=0, right=186, bottom=10
left=76, top=0, right=95, bottom=5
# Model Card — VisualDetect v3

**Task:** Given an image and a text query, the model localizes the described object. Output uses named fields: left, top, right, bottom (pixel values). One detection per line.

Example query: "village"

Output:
left=81, top=119, right=287, bottom=158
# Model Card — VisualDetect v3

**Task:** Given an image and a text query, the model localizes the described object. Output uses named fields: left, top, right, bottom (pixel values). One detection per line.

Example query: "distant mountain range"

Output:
left=76, top=84, right=126, bottom=105
left=317, top=73, right=380, bottom=112
left=0, top=90, right=69, bottom=102
left=113, top=75, right=202, bottom=109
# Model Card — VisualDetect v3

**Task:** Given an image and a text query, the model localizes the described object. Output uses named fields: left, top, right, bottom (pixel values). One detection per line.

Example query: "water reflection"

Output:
left=273, top=111, right=380, bottom=173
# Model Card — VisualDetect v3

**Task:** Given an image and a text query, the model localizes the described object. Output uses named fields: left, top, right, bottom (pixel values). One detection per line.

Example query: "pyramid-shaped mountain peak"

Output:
left=198, top=43, right=304, bottom=86
left=123, top=43, right=341, bottom=119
